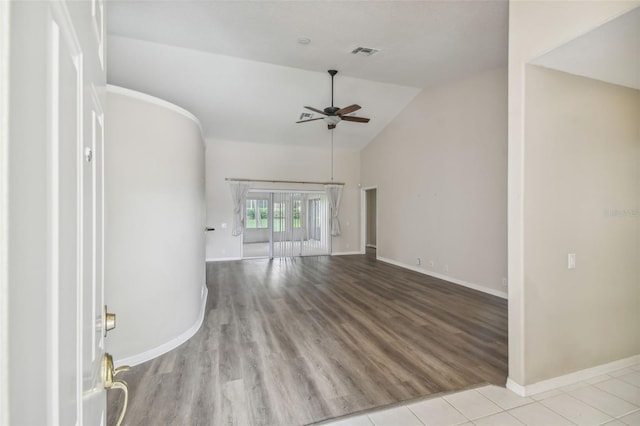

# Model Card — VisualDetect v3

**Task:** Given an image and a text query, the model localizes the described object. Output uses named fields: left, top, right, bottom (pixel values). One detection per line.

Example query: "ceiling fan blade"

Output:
left=296, top=118, right=325, bottom=123
left=336, top=104, right=361, bottom=116
left=304, top=106, right=328, bottom=115
left=341, top=116, right=370, bottom=123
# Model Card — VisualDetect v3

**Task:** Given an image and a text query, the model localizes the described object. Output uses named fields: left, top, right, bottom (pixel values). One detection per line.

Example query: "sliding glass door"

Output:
left=243, top=190, right=330, bottom=258
left=242, top=194, right=270, bottom=258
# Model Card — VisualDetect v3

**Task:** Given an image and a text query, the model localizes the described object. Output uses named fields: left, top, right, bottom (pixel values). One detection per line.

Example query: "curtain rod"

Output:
left=225, top=178, right=345, bottom=186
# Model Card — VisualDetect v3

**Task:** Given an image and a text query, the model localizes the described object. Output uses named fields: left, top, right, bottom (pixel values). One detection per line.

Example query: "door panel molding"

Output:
left=47, top=2, right=85, bottom=423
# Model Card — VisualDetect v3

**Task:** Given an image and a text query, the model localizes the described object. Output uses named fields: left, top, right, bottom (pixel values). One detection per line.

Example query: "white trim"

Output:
left=47, top=3, right=86, bottom=421
left=114, top=287, right=208, bottom=367
left=73, top=23, right=84, bottom=426
left=377, top=256, right=508, bottom=299
left=331, top=251, right=361, bottom=256
left=0, top=1, right=10, bottom=422
left=46, top=16, right=61, bottom=424
left=206, top=256, right=242, bottom=262
left=106, top=85, right=204, bottom=140
left=507, top=354, right=640, bottom=397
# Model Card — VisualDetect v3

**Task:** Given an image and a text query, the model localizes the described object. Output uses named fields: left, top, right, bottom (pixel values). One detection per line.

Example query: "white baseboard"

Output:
left=114, top=286, right=208, bottom=367
left=377, top=256, right=508, bottom=299
left=507, top=354, right=640, bottom=396
left=332, top=251, right=362, bottom=256
left=206, top=256, right=242, bottom=262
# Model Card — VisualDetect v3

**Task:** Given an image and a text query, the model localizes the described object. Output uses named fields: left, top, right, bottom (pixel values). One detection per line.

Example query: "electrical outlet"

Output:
left=416, top=257, right=421, bottom=266
left=444, top=264, right=449, bottom=273
left=568, top=253, right=576, bottom=269
left=429, top=260, right=434, bottom=268
left=502, top=278, right=507, bottom=287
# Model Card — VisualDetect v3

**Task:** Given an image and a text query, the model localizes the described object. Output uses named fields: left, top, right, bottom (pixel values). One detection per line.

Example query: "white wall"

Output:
left=508, top=0, right=640, bottom=388
left=206, top=138, right=360, bottom=259
left=105, top=87, right=206, bottom=364
left=360, top=67, right=507, bottom=296
left=523, top=66, right=640, bottom=384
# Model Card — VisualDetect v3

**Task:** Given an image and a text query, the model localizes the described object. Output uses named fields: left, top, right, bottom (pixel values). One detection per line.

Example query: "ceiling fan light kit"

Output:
left=296, top=69, right=370, bottom=130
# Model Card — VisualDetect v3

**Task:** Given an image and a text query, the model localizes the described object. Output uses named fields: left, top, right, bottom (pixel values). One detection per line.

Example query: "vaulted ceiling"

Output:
left=107, top=1, right=509, bottom=149
left=531, top=6, right=640, bottom=91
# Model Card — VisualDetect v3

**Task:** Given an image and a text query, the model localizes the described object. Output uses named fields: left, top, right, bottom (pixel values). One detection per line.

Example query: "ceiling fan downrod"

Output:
left=328, top=69, right=337, bottom=108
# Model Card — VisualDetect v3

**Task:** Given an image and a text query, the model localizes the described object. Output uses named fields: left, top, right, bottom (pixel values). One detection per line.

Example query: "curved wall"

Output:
left=105, top=85, right=206, bottom=365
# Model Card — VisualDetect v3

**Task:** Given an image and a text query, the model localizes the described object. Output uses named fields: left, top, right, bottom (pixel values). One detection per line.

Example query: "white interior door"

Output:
left=4, top=1, right=107, bottom=423
left=48, top=1, right=107, bottom=424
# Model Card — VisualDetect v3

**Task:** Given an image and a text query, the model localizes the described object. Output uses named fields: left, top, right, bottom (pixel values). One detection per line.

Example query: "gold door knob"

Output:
left=103, top=353, right=130, bottom=426
left=104, top=305, right=116, bottom=337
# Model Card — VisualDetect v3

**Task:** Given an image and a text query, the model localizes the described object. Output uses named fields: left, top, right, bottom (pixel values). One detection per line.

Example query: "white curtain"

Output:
left=325, top=184, right=343, bottom=236
left=229, top=182, right=250, bottom=236
left=273, top=191, right=301, bottom=258
left=300, top=194, right=308, bottom=242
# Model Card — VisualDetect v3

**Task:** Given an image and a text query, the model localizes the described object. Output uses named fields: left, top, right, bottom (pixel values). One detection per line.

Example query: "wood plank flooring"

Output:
left=108, top=251, right=507, bottom=425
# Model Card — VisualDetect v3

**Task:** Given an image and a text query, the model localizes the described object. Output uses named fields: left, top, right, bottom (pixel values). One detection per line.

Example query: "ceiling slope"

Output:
left=107, top=1, right=508, bottom=148
left=532, top=6, right=640, bottom=90
left=108, top=35, right=421, bottom=149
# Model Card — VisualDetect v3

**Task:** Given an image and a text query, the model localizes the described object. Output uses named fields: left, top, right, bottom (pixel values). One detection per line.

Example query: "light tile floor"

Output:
left=322, top=363, right=640, bottom=426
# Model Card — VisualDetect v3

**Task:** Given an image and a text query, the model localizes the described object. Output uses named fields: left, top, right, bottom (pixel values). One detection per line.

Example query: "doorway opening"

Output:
left=361, top=187, right=377, bottom=254
left=242, top=190, right=331, bottom=258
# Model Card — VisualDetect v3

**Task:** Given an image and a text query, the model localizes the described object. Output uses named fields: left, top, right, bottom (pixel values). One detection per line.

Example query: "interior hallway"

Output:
left=108, top=251, right=507, bottom=425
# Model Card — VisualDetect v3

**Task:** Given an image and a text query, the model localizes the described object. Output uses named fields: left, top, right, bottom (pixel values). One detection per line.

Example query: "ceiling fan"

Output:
left=297, top=69, right=370, bottom=130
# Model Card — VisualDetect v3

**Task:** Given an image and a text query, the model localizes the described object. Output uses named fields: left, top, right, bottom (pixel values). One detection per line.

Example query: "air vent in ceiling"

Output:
left=299, top=112, right=314, bottom=120
left=351, top=47, right=380, bottom=56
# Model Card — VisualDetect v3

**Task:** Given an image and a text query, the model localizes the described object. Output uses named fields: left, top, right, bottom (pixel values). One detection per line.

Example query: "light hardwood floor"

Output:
left=108, top=251, right=507, bottom=425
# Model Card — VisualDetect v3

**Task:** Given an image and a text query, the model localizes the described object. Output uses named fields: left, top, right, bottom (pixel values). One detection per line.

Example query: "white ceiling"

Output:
left=107, top=1, right=508, bottom=149
left=531, top=6, right=640, bottom=91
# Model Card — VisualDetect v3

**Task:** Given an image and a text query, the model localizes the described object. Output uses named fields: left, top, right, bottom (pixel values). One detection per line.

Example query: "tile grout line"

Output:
left=614, top=407, right=640, bottom=421
left=442, top=394, right=479, bottom=422
left=563, top=383, right=634, bottom=422
left=405, top=405, right=428, bottom=426
left=538, top=392, right=613, bottom=426
left=528, top=368, right=639, bottom=420
left=590, top=375, right=640, bottom=413
left=505, top=369, right=640, bottom=426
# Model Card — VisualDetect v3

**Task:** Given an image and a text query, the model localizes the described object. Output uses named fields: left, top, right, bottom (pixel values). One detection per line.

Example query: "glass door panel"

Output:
left=243, top=190, right=330, bottom=259
left=242, top=194, right=270, bottom=258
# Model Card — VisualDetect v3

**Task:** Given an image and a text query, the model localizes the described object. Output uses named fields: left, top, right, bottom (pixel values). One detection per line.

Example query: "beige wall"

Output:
left=508, top=1, right=640, bottom=387
left=524, top=66, right=640, bottom=383
left=361, top=67, right=507, bottom=295
left=206, top=139, right=361, bottom=259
